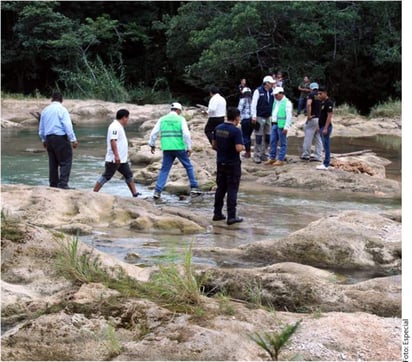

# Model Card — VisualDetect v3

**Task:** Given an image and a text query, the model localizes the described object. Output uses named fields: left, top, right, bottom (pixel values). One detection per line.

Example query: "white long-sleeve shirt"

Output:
left=207, top=93, right=226, bottom=117
left=148, top=111, right=192, bottom=150
left=272, top=96, right=293, bottom=130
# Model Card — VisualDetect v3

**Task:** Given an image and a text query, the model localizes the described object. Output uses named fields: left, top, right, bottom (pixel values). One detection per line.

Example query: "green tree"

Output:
left=1, top=1, right=74, bottom=92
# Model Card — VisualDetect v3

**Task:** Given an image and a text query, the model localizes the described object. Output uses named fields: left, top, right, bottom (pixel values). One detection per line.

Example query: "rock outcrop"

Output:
left=1, top=210, right=401, bottom=361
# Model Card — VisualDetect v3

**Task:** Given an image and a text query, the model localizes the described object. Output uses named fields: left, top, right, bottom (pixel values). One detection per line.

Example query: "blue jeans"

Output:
left=155, top=150, right=198, bottom=193
left=269, top=124, right=288, bottom=161
left=297, top=97, right=307, bottom=115
left=320, top=125, right=333, bottom=167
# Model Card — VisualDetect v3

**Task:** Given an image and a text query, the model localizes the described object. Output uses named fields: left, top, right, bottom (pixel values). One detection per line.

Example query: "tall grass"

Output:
left=369, top=98, right=401, bottom=118
left=55, top=237, right=205, bottom=313
left=55, top=56, right=129, bottom=102
left=145, top=242, right=205, bottom=310
left=55, top=236, right=109, bottom=284
left=333, top=103, right=359, bottom=116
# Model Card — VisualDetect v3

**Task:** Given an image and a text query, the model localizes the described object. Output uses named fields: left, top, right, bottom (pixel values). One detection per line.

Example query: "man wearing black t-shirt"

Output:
left=316, top=87, right=334, bottom=171
left=301, top=82, right=323, bottom=162
left=212, top=107, right=245, bottom=225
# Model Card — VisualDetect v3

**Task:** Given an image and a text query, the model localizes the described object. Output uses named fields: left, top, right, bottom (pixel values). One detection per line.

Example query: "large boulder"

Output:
left=199, top=262, right=401, bottom=317
left=242, top=210, right=401, bottom=272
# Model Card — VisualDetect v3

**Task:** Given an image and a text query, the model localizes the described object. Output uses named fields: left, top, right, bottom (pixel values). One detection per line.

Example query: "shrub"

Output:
left=55, top=56, right=129, bottom=102
left=333, top=103, right=359, bottom=117
left=369, top=98, right=401, bottom=118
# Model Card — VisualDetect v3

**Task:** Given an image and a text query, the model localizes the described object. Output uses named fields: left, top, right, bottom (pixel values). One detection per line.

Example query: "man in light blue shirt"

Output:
left=39, top=92, right=78, bottom=189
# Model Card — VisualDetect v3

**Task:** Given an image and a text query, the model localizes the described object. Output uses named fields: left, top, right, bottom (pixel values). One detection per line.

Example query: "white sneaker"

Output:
left=316, top=164, right=329, bottom=170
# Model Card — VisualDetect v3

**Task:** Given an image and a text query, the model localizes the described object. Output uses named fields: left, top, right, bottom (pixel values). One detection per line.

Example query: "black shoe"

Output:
left=133, top=192, right=142, bottom=197
left=58, top=185, right=75, bottom=189
left=300, top=156, right=310, bottom=160
left=212, top=214, right=226, bottom=221
left=227, top=217, right=243, bottom=225
left=309, top=157, right=322, bottom=162
left=190, top=188, right=203, bottom=195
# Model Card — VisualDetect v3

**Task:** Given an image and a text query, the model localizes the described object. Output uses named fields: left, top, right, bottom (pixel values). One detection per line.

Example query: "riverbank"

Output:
left=1, top=99, right=402, bottom=360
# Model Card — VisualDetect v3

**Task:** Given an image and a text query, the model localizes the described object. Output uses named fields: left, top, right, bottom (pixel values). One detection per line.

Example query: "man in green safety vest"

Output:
left=264, top=86, right=293, bottom=166
left=148, top=102, right=201, bottom=199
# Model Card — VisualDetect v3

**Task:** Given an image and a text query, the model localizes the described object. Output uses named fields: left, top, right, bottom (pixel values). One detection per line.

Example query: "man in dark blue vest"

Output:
left=251, top=75, right=276, bottom=163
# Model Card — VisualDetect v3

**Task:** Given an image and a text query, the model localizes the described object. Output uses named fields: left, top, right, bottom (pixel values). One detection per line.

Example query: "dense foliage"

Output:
left=1, top=1, right=401, bottom=113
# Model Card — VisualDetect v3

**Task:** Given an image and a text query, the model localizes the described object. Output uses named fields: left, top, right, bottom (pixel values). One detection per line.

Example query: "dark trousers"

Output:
left=214, top=162, right=241, bottom=219
left=205, top=117, right=225, bottom=145
left=100, top=162, right=133, bottom=183
left=46, top=135, right=73, bottom=188
left=241, top=118, right=253, bottom=152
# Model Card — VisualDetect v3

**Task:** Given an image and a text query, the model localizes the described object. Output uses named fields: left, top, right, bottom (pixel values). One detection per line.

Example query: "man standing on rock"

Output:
left=205, top=86, right=226, bottom=145
left=251, top=75, right=275, bottom=163
left=265, top=86, right=293, bottom=166
left=149, top=102, right=201, bottom=199
left=212, top=107, right=244, bottom=225
left=316, top=87, right=334, bottom=171
left=301, top=82, right=323, bottom=162
left=93, top=109, right=141, bottom=197
left=38, top=91, right=78, bottom=189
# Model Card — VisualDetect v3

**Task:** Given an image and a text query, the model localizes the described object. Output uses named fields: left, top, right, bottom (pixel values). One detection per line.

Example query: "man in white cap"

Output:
left=148, top=102, right=201, bottom=199
left=265, top=86, right=293, bottom=166
left=301, top=82, right=323, bottom=162
left=251, top=75, right=276, bottom=163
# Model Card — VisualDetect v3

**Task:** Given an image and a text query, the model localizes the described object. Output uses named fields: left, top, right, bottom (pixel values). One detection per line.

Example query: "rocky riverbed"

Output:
left=1, top=99, right=402, bottom=360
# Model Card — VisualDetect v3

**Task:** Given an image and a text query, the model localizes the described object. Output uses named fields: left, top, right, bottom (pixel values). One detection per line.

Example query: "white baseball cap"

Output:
left=241, top=87, right=251, bottom=94
left=263, top=75, right=276, bottom=84
left=310, top=82, right=319, bottom=90
left=170, top=102, right=183, bottom=110
left=273, top=86, right=284, bottom=95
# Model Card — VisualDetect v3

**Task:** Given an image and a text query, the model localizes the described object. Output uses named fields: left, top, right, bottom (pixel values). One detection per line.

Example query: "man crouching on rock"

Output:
left=212, top=107, right=245, bottom=225
left=93, top=109, right=141, bottom=197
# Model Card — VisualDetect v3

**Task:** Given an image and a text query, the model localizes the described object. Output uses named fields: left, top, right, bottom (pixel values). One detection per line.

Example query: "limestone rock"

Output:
left=243, top=210, right=401, bottom=272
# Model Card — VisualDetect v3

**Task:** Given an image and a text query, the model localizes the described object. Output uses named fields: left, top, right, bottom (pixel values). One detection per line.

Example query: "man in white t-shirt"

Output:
left=205, top=86, right=226, bottom=145
left=93, top=109, right=140, bottom=197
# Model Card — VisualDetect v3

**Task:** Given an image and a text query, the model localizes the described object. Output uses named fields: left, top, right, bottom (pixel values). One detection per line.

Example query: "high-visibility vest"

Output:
left=160, top=113, right=186, bottom=150
left=274, top=97, right=287, bottom=128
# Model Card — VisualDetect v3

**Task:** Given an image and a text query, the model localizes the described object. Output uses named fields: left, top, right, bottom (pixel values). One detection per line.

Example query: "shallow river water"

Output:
left=1, top=122, right=401, bottom=270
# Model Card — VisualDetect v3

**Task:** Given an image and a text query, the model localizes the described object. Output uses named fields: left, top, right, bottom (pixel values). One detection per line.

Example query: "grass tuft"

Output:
left=55, top=237, right=205, bottom=313
left=145, top=242, right=205, bottom=312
